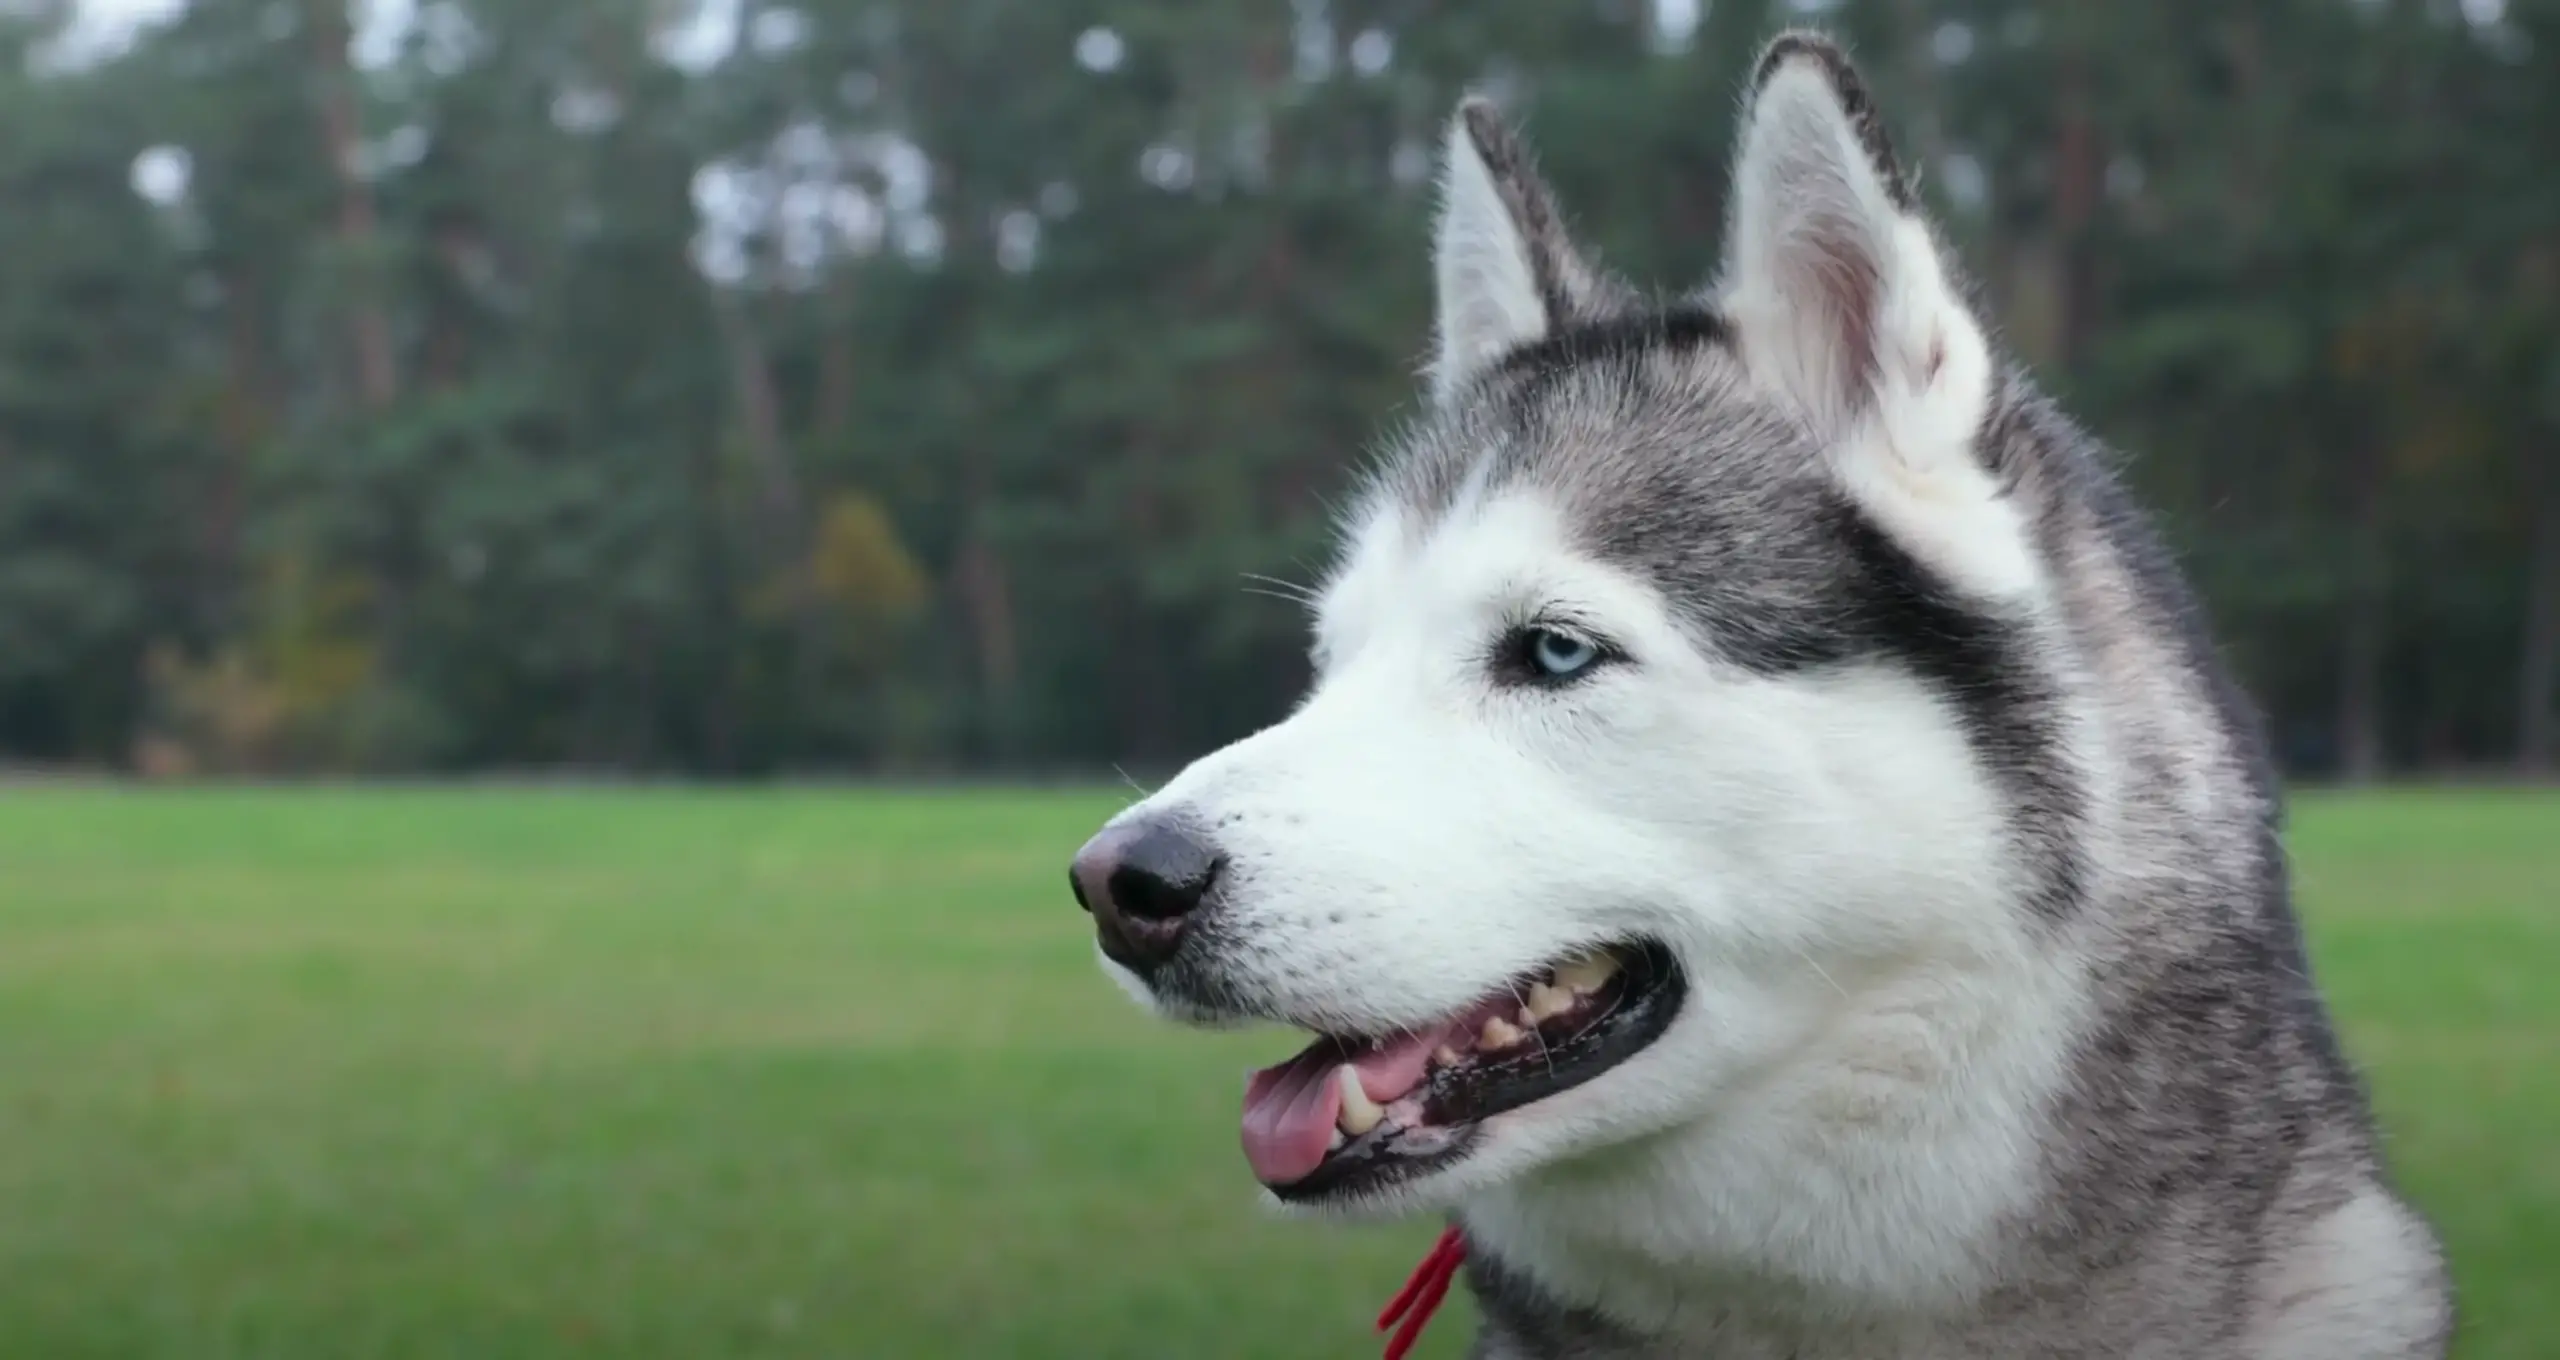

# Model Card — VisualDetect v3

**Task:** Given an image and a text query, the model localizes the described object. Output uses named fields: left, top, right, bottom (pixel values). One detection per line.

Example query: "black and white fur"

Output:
left=1086, top=33, right=2451, bottom=1358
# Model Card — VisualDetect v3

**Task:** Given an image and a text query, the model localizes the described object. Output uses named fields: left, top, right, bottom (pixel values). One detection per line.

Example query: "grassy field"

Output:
left=0, top=787, right=2549, bottom=1359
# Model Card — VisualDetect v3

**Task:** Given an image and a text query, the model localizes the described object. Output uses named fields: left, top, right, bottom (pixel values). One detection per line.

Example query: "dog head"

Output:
left=1070, top=33, right=2075, bottom=1217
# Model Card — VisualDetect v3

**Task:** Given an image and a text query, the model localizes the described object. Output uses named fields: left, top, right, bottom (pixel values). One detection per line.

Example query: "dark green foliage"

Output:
left=0, top=0, right=2551, bottom=776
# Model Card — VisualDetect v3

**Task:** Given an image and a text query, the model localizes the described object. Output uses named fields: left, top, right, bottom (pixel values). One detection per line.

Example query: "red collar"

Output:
left=1377, top=1225, right=1467, bottom=1360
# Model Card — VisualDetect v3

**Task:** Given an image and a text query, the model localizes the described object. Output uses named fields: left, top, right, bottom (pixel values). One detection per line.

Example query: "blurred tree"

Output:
left=0, top=0, right=2548, bottom=779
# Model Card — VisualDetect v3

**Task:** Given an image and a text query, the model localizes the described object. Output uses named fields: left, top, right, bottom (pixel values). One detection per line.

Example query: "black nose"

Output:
left=1069, top=818, right=1221, bottom=971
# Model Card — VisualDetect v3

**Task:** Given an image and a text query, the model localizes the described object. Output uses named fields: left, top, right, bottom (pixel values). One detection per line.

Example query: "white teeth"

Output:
left=1525, top=982, right=1574, bottom=1022
left=1336, top=1065, right=1383, bottom=1136
left=1481, top=1015, right=1526, bottom=1050
left=1432, top=1045, right=1464, bottom=1069
left=1552, top=951, right=1619, bottom=994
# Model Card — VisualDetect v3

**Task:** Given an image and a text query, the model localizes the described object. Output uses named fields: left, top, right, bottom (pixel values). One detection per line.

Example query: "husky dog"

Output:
left=1066, top=32, right=2450, bottom=1359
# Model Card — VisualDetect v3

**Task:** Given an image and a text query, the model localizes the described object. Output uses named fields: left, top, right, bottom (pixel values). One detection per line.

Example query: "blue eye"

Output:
left=1525, top=627, right=1601, bottom=679
left=1496, top=622, right=1619, bottom=687
left=1531, top=630, right=1598, bottom=676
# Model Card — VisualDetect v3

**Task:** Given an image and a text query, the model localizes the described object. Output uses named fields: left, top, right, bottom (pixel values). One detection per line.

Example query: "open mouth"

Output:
left=1239, top=940, right=1684, bottom=1202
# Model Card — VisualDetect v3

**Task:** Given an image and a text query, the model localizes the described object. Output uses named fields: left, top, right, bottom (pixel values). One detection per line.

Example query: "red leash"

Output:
left=1376, top=1225, right=1467, bottom=1360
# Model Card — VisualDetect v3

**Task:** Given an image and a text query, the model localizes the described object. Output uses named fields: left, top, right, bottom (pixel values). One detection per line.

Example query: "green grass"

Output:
left=0, top=787, right=2548, bottom=1359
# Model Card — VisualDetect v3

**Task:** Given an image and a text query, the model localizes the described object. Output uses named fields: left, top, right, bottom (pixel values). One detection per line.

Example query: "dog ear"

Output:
left=1429, top=99, right=1605, bottom=408
left=1719, top=33, right=1990, bottom=452
left=1722, top=35, right=2036, bottom=601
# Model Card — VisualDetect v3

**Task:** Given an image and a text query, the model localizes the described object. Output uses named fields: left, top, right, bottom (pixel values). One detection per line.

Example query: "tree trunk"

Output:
left=2522, top=444, right=2560, bottom=775
left=920, top=144, right=1022, bottom=757
left=2050, top=51, right=2101, bottom=373
left=2337, top=438, right=2389, bottom=784
left=2220, top=16, right=2270, bottom=238
left=706, top=289, right=800, bottom=537
left=206, top=272, right=269, bottom=631
left=952, top=504, right=1020, bottom=755
left=706, top=285, right=825, bottom=739
left=308, top=0, right=396, bottom=410
left=686, top=433, right=740, bottom=774
left=814, top=269, right=860, bottom=446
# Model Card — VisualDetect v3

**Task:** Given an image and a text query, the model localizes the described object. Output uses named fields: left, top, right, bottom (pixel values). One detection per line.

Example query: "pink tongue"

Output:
left=1240, top=1029, right=1445, bottom=1186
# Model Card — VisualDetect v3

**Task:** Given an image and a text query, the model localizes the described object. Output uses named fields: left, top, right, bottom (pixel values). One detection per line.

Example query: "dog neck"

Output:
left=1453, top=950, right=2090, bottom=1346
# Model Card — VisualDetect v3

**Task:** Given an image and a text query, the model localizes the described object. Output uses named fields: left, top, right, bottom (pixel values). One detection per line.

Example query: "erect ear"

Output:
left=1429, top=98, right=1606, bottom=408
left=1722, top=35, right=2037, bottom=601
left=1720, top=34, right=1990, bottom=457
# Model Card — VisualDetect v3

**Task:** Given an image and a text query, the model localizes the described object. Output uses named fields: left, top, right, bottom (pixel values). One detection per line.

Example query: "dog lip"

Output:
left=1255, top=939, right=1687, bottom=1203
left=1267, top=1119, right=1485, bottom=1203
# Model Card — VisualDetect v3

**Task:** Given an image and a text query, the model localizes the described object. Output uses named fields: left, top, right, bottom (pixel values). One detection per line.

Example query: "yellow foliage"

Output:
left=139, top=645, right=290, bottom=775
left=808, top=492, right=927, bottom=619
left=747, top=492, right=930, bottom=630
left=134, top=557, right=379, bottom=775
left=263, top=563, right=376, bottom=715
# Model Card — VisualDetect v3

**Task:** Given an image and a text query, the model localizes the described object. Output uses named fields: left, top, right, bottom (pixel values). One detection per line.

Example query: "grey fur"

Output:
left=1365, top=33, right=2456, bottom=1360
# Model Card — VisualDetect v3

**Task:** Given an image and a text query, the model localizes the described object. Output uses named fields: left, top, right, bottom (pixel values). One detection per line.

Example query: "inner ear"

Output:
left=1719, top=34, right=1981, bottom=440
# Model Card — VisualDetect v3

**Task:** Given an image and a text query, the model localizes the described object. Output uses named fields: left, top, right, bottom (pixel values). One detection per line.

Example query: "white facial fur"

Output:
left=1100, top=477, right=2063, bottom=1221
